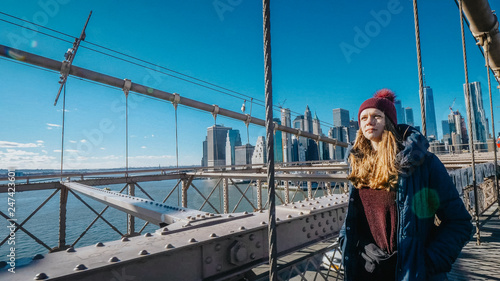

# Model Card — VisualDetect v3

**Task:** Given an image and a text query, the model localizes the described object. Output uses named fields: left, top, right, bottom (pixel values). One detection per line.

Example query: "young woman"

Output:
left=339, top=89, right=472, bottom=281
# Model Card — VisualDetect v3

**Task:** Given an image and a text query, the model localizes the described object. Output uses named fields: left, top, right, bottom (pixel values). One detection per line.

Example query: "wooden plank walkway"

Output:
left=449, top=204, right=500, bottom=281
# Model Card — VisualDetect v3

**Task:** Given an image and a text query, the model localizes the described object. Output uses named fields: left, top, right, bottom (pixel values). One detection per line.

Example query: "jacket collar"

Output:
left=396, top=124, right=429, bottom=175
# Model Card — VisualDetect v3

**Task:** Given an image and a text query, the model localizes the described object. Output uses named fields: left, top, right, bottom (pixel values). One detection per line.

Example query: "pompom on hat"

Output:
left=357, top=89, right=397, bottom=125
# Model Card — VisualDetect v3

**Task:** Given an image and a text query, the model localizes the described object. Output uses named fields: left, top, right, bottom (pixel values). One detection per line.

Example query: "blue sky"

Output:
left=1, top=0, right=500, bottom=169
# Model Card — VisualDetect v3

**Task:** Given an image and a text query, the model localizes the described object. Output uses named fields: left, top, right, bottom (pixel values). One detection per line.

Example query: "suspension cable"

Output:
left=459, top=0, right=480, bottom=245
left=412, top=0, right=427, bottom=136
left=263, top=0, right=277, bottom=279
left=60, top=83, right=67, bottom=180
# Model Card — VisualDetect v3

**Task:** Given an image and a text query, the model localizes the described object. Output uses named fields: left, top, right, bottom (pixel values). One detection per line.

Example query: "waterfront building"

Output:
left=464, top=81, right=489, bottom=149
left=225, top=129, right=242, bottom=167
left=424, top=86, right=438, bottom=139
left=251, top=136, right=267, bottom=164
left=281, top=108, right=292, bottom=162
left=235, top=144, right=254, bottom=166
left=395, top=99, right=405, bottom=124
left=332, top=108, right=349, bottom=127
left=405, top=107, right=414, bottom=126
left=205, top=125, right=232, bottom=167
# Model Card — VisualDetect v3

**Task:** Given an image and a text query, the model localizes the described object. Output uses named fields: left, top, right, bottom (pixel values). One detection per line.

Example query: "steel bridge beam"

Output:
left=3, top=194, right=348, bottom=281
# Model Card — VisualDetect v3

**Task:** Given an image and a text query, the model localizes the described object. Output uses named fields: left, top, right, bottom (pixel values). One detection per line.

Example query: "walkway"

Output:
left=449, top=204, right=500, bottom=281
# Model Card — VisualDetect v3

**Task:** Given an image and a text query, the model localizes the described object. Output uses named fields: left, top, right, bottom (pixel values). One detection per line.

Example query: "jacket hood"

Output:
left=396, top=124, right=429, bottom=176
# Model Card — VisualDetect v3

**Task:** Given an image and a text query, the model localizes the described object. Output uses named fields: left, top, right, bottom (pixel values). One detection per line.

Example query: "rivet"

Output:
left=250, top=253, right=256, bottom=259
left=210, top=233, right=217, bottom=238
left=301, top=204, right=305, bottom=207
left=308, top=203, right=313, bottom=206
left=209, top=213, right=215, bottom=217
left=249, top=234, right=255, bottom=241
left=33, top=254, right=44, bottom=260
left=287, top=215, right=292, bottom=219
left=66, top=247, right=75, bottom=252
left=190, top=217, right=196, bottom=221
left=205, top=257, right=213, bottom=264
left=228, top=214, right=233, bottom=218
left=189, top=238, right=197, bottom=243
left=122, top=237, right=130, bottom=242
left=311, top=207, right=316, bottom=210
left=197, top=214, right=201, bottom=217
left=310, top=224, right=314, bottom=229
left=216, top=264, right=222, bottom=271
left=276, top=218, right=280, bottom=222
left=306, top=218, right=310, bottom=223
left=95, top=242, right=104, bottom=247
left=201, top=215, right=206, bottom=219
left=302, top=227, right=306, bottom=232
left=261, top=221, right=267, bottom=225
left=323, top=228, right=326, bottom=233
left=315, top=231, right=319, bottom=236
left=330, top=226, right=334, bottom=230
left=256, top=242, right=261, bottom=248
left=34, top=273, right=48, bottom=280
left=244, top=211, right=248, bottom=214
left=138, top=250, right=149, bottom=256
left=326, top=220, right=330, bottom=225
left=315, top=201, right=320, bottom=204
left=144, top=233, right=152, bottom=237
left=186, top=216, right=192, bottom=219
left=307, top=233, right=311, bottom=238
left=320, top=205, right=324, bottom=208
left=239, top=226, right=246, bottom=230
left=165, top=244, right=175, bottom=249
left=293, top=206, right=297, bottom=209
left=318, top=222, right=322, bottom=227
left=109, top=257, right=119, bottom=262
left=74, top=264, right=87, bottom=271
left=327, top=203, right=331, bottom=207
left=299, top=212, right=304, bottom=215
left=215, top=244, right=221, bottom=251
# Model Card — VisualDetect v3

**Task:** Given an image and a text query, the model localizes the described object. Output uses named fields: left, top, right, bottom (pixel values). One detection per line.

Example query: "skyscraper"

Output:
left=225, top=129, right=242, bottom=166
left=332, top=108, right=350, bottom=127
left=404, top=107, right=414, bottom=126
left=252, top=136, right=267, bottom=164
left=273, top=118, right=283, bottom=163
left=205, top=125, right=231, bottom=167
left=424, top=86, right=438, bottom=138
left=281, top=108, right=292, bottom=162
left=395, top=99, right=405, bottom=124
left=464, top=81, right=488, bottom=148
left=304, top=105, right=313, bottom=133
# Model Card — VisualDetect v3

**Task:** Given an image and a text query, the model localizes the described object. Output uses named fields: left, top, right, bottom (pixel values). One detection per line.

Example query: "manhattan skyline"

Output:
left=1, top=1, right=500, bottom=169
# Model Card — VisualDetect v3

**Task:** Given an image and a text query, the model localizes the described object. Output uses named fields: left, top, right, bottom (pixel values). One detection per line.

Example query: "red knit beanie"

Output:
left=357, top=89, right=397, bottom=125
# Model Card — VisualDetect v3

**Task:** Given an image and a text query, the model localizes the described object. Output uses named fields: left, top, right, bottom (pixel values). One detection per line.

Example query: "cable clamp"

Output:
left=59, top=60, right=71, bottom=84
left=316, top=135, right=321, bottom=143
left=212, top=105, right=220, bottom=121
left=123, top=79, right=132, bottom=98
left=296, top=130, right=302, bottom=138
left=245, top=114, right=252, bottom=127
left=273, top=121, right=278, bottom=135
left=474, top=16, right=499, bottom=46
left=172, top=93, right=180, bottom=110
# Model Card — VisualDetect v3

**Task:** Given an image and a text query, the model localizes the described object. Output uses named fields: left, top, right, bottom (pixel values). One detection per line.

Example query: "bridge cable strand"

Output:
left=459, top=0, right=480, bottom=245
left=483, top=37, right=500, bottom=214
left=412, top=0, right=426, bottom=137
left=60, top=83, right=67, bottom=180
left=263, top=0, right=277, bottom=280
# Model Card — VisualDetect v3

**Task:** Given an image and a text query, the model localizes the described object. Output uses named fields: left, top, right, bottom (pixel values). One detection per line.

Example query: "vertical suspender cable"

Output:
left=176, top=107, right=180, bottom=206
left=60, top=83, right=66, bottom=179
left=459, top=0, right=480, bottom=245
left=412, top=0, right=427, bottom=137
left=126, top=94, right=129, bottom=177
left=262, top=0, right=277, bottom=279
left=484, top=40, right=500, bottom=214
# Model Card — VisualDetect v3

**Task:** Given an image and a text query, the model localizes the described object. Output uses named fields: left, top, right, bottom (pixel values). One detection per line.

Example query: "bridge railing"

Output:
left=0, top=163, right=349, bottom=263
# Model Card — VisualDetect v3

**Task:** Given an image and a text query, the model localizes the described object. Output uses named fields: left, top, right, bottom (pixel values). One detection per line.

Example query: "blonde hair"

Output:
left=347, top=126, right=400, bottom=191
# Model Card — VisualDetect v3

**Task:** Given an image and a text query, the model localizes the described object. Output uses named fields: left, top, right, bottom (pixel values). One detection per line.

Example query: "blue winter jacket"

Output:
left=339, top=125, right=473, bottom=281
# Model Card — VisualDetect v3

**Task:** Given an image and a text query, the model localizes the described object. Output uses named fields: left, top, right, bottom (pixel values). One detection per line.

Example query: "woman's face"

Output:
left=359, top=108, right=386, bottom=143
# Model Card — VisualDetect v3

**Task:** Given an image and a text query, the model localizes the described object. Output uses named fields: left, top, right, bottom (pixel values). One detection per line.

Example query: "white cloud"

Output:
left=0, top=149, right=57, bottom=169
left=100, top=147, right=106, bottom=150
left=46, top=123, right=61, bottom=128
left=0, top=141, right=38, bottom=148
left=65, top=149, right=78, bottom=153
left=42, top=150, right=48, bottom=154
left=53, top=149, right=61, bottom=153
left=141, top=146, right=147, bottom=149
left=69, top=140, right=77, bottom=143
left=80, top=139, right=87, bottom=143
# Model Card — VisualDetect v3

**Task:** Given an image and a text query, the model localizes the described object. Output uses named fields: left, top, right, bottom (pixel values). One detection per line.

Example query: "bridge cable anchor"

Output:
left=212, top=104, right=220, bottom=122
left=123, top=79, right=132, bottom=98
left=171, top=92, right=180, bottom=110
